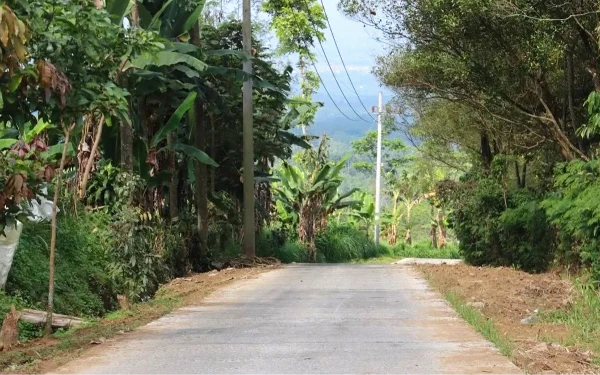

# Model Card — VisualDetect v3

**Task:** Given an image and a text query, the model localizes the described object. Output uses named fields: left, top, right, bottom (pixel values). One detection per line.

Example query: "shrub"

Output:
left=392, top=241, right=460, bottom=259
left=6, top=211, right=116, bottom=317
left=439, top=175, right=554, bottom=272
left=316, top=224, right=387, bottom=262
left=543, top=160, right=600, bottom=281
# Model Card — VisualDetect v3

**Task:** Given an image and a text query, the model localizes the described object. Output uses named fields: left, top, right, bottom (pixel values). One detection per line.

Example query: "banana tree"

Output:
left=274, top=138, right=358, bottom=261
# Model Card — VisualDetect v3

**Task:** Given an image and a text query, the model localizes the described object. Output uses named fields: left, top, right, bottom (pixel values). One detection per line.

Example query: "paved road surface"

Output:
left=55, top=264, right=520, bottom=374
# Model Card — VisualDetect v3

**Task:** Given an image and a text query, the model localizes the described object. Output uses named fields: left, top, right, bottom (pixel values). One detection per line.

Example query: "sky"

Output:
left=225, top=0, right=394, bottom=132
left=305, top=0, right=393, bottom=129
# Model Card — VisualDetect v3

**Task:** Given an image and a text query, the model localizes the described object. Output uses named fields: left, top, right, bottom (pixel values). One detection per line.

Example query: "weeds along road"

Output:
left=53, top=264, right=520, bottom=374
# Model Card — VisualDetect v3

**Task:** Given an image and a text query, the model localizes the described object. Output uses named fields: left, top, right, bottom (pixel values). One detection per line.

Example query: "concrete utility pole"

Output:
left=373, top=92, right=383, bottom=245
left=242, top=0, right=255, bottom=256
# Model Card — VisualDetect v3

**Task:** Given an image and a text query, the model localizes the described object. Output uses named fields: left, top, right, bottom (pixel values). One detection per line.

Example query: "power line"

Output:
left=319, top=0, right=375, bottom=120
left=300, top=0, right=371, bottom=123
left=306, top=53, right=359, bottom=122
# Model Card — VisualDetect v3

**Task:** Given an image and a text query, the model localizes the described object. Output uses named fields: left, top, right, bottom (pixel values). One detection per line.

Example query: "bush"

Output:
left=439, top=175, right=554, bottom=272
left=543, top=160, right=600, bottom=281
left=316, top=224, right=387, bottom=262
left=6, top=211, right=116, bottom=317
left=391, top=241, right=460, bottom=259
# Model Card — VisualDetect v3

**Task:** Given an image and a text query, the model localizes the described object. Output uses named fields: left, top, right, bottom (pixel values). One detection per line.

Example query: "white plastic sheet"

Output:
left=0, top=221, right=23, bottom=289
left=0, top=192, right=57, bottom=289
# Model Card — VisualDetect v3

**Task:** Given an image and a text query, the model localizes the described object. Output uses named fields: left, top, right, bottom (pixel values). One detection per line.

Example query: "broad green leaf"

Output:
left=44, top=142, right=75, bottom=158
left=148, top=0, right=177, bottom=30
left=0, top=138, right=17, bottom=150
left=205, top=49, right=250, bottom=60
left=137, top=3, right=153, bottom=29
left=106, top=0, right=133, bottom=24
left=8, top=75, right=22, bottom=92
left=171, top=143, right=219, bottom=167
left=128, top=51, right=208, bottom=72
left=182, top=1, right=206, bottom=34
left=277, top=130, right=311, bottom=149
left=151, top=91, right=197, bottom=147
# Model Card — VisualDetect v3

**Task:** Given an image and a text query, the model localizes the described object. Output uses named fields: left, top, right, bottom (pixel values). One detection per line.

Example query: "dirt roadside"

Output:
left=0, top=265, right=277, bottom=374
left=416, top=264, right=599, bottom=374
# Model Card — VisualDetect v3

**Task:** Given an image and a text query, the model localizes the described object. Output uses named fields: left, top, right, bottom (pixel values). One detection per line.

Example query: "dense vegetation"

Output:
left=340, top=0, right=600, bottom=279
left=0, top=0, right=453, bottom=343
left=5, top=0, right=600, bottom=347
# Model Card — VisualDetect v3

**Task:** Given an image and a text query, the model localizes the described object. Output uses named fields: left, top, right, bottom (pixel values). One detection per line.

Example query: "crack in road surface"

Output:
left=53, top=264, right=521, bottom=374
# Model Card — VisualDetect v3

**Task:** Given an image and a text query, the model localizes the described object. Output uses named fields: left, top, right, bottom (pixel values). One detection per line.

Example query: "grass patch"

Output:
left=393, top=241, right=460, bottom=259
left=355, top=241, right=461, bottom=264
left=445, top=291, right=514, bottom=358
left=542, top=278, right=600, bottom=359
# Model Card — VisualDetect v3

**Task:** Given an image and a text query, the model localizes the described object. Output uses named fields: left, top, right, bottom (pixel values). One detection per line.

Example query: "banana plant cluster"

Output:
left=274, top=138, right=359, bottom=260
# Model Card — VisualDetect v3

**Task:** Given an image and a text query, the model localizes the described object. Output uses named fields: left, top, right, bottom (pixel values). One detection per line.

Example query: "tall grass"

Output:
left=543, top=278, right=600, bottom=357
left=316, top=225, right=387, bottom=262
left=254, top=225, right=388, bottom=263
left=445, top=291, right=514, bottom=358
left=391, top=240, right=461, bottom=259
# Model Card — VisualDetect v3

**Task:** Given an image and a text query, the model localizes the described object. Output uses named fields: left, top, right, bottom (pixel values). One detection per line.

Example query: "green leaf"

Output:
left=129, top=51, right=208, bottom=72
left=205, top=49, right=250, bottom=60
left=277, top=130, right=311, bottom=149
left=137, top=3, right=153, bottom=29
left=148, top=0, right=177, bottom=30
left=182, top=1, right=207, bottom=34
left=106, top=0, right=133, bottom=24
left=44, top=142, right=74, bottom=158
left=169, top=143, right=219, bottom=167
left=8, top=75, right=22, bottom=93
left=151, top=91, right=197, bottom=147
left=0, top=138, right=17, bottom=150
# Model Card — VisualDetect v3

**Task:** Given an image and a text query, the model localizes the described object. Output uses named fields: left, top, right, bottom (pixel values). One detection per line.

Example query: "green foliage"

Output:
left=274, top=137, right=359, bottom=256
left=6, top=211, right=116, bottom=317
left=542, top=277, right=600, bottom=356
left=391, top=241, right=460, bottom=259
left=543, top=160, right=600, bottom=281
left=439, top=171, right=553, bottom=272
left=315, top=224, right=386, bottom=262
left=107, top=207, right=167, bottom=302
left=86, top=161, right=120, bottom=208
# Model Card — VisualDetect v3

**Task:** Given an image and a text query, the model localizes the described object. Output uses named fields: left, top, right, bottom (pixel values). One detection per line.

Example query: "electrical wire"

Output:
left=319, top=0, right=375, bottom=120
left=306, top=53, right=360, bottom=122
left=300, top=0, right=371, bottom=123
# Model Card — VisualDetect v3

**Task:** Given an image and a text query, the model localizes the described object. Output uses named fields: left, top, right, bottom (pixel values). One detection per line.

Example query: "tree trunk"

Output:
left=515, top=161, right=522, bottom=188
left=388, top=195, right=398, bottom=245
left=130, top=1, right=139, bottom=27
left=190, top=22, right=208, bottom=263
left=79, top=115, right=104, bottom=199
left=210, top=114, right=216, bottom=192
left=566, top=47, right=584, bottom=151
left=437, top=209, right=447, bottom=248
left=120, top=123, right=133, bottom=173
left=46, top=125, right=73, bottom=336
left=430, top=226, right=438, bottom=249
left=480, top=131, right=493, bottom=170
left=167, top=133, right=178, bottom=221
left=22, top=309, right=83, bottom=328
left=0, top=306, right=19, bottom=351
left=405, top=203, right=412, bottom=245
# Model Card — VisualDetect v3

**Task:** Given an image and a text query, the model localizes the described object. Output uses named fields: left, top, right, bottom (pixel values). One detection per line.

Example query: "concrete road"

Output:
left=55, top=264, right=520, bottom=374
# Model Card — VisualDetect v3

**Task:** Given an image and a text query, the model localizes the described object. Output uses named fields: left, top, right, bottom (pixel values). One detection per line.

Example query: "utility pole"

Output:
left=373, top=92, right=383, bottom=245
left=242, top=0, right=255, bottom=256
